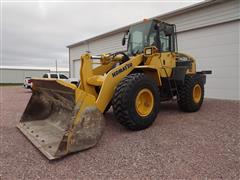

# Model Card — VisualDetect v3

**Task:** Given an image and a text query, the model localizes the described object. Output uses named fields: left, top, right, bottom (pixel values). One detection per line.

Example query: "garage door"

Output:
left=177, top=21, right=239, bottom=100
left=73, top=60, right=80, bottom=78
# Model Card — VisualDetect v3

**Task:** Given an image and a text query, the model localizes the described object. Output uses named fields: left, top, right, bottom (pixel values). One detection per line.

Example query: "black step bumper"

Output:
left=197, top=70, right=212, bottom=84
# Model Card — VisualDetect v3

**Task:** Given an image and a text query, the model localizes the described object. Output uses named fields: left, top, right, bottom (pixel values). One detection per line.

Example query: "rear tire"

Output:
left=112, top=73, right=160, bottom=130
left=177, top=74, right=204, bottom=112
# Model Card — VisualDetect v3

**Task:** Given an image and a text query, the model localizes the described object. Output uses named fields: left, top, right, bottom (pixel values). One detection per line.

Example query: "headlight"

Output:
left=144, top=48, right=152, bottom=55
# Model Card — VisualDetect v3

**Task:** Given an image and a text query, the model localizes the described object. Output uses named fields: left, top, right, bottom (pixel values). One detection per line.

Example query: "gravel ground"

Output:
left=0, top=86, right=240, bottom=180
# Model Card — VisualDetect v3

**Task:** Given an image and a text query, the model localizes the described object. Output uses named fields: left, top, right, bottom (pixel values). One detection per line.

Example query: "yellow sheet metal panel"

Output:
left=177, top=52, right=196, bottom=74
left=134, top=66, right=162, bottom=86
left=79, top=54, right=98, bottom=97
left=87, top=75, right=105, bottom=86
left=95, top=55, right=143, bottom=112
left=74, top=88, right=97, bottom=125
left=158, top=52, right=176, bottom=77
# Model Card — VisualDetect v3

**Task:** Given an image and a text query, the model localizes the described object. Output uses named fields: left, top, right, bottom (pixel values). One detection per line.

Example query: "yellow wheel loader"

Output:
left=17, top=19, right=211, bottom=160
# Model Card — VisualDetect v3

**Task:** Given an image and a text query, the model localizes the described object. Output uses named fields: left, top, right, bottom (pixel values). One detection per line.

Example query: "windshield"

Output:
left=127, top=21, right=154, bottom=56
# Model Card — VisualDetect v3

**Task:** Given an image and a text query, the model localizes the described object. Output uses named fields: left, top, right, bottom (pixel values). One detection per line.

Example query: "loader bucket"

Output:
left=17, top=79, right=105, bottom=160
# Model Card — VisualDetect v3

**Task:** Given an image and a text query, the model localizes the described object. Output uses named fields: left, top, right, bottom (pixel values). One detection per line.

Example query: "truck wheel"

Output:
left=177, top=74, right=204, bottom=112
left=112, top=73, right=160, bottom=130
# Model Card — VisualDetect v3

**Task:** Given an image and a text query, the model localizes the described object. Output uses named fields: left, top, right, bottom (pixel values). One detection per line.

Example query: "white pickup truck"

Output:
left=24, top=73, right=79, bottom=89
left=42, top=73, right=79, bottom=85
left=23, top=77, right=33, bottom=89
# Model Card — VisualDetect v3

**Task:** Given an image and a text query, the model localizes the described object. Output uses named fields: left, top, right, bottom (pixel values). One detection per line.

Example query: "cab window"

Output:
left=42, top=74, right=48, bottom=78
left=50, top=74, right=58, bottom=78
left=149, top=32, right=157, bottom=47
left=131, top=31, right=144, bottom=54
left=159, top=31, right=170, bottom=51
left=59, top=74, right=68, bottom=79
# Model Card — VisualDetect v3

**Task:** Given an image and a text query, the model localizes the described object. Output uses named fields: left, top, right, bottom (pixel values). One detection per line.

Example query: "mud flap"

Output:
left=17, top=79, right=105, bottom=160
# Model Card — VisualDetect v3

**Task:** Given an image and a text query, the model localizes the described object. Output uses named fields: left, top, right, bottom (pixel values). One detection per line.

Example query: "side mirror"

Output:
left=122, top=31, right=129, bottom=46
left=122, top=36, right=126, bottom=46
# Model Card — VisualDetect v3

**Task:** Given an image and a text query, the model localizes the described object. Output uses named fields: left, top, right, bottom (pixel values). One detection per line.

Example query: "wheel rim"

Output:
left=193, top=84, right=202, bottom=103
left=135, top=88, right=154, bottom=117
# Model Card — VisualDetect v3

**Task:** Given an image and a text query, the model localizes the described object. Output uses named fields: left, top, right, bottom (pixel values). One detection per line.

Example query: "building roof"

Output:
left=67, top=0, right=222, bottom=48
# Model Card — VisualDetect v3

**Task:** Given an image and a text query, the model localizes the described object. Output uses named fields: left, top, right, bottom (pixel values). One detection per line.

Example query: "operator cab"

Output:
left=123, top=19, right=176, bottom=56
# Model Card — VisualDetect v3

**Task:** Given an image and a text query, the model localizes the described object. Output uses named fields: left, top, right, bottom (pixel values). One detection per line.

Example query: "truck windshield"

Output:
left=127, top=21, right=154, bottom=56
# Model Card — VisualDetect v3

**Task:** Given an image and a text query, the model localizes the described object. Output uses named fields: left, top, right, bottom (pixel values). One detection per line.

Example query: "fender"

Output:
left=95, top=55, right=143, bottom=112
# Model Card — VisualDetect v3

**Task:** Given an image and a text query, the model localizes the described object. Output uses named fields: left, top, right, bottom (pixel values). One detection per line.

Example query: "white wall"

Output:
left=0, top=69, right=50, bottom=83
left=69, top=32, right=126, bottom=77
left=163, top=0, right=240, bottom=32
left=177, top=21, right=240, bottom=100
left=0, top=69, right=70, bottom=83
left=73, top=60, right=80, bottom=78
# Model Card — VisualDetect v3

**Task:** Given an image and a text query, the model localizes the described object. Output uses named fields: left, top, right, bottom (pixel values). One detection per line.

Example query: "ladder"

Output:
left=163, top=67, right=179, bottom=100
left=167, top=77, right=179, bottom=100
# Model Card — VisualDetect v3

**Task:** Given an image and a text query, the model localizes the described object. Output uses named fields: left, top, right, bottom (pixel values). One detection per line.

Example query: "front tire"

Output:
left=177, top=74, right=204, bottom=112
left=112, top=73, right=160, bottom=130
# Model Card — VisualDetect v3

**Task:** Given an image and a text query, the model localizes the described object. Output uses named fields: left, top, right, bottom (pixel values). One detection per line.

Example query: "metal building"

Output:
left=0, top=66, right=69, bottom=84
left=67, top=0, right=240, bottom=100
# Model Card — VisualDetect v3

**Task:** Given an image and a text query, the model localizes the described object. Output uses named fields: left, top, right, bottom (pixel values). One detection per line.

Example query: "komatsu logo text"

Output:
left=112, top=63, right=133, bottom=77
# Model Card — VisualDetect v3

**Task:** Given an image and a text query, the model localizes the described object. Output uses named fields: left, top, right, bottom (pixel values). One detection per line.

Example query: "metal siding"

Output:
left=69, top=44, right=89, bottom=77
left=162, top=0, right=240, bottom=32
left=70, top=32, right=127, bottom=78
left=73, top=60, right=80, bottom=78
left=88, top=33, right=126, bottom=55
left=177, top=21, right=240, bottom=100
